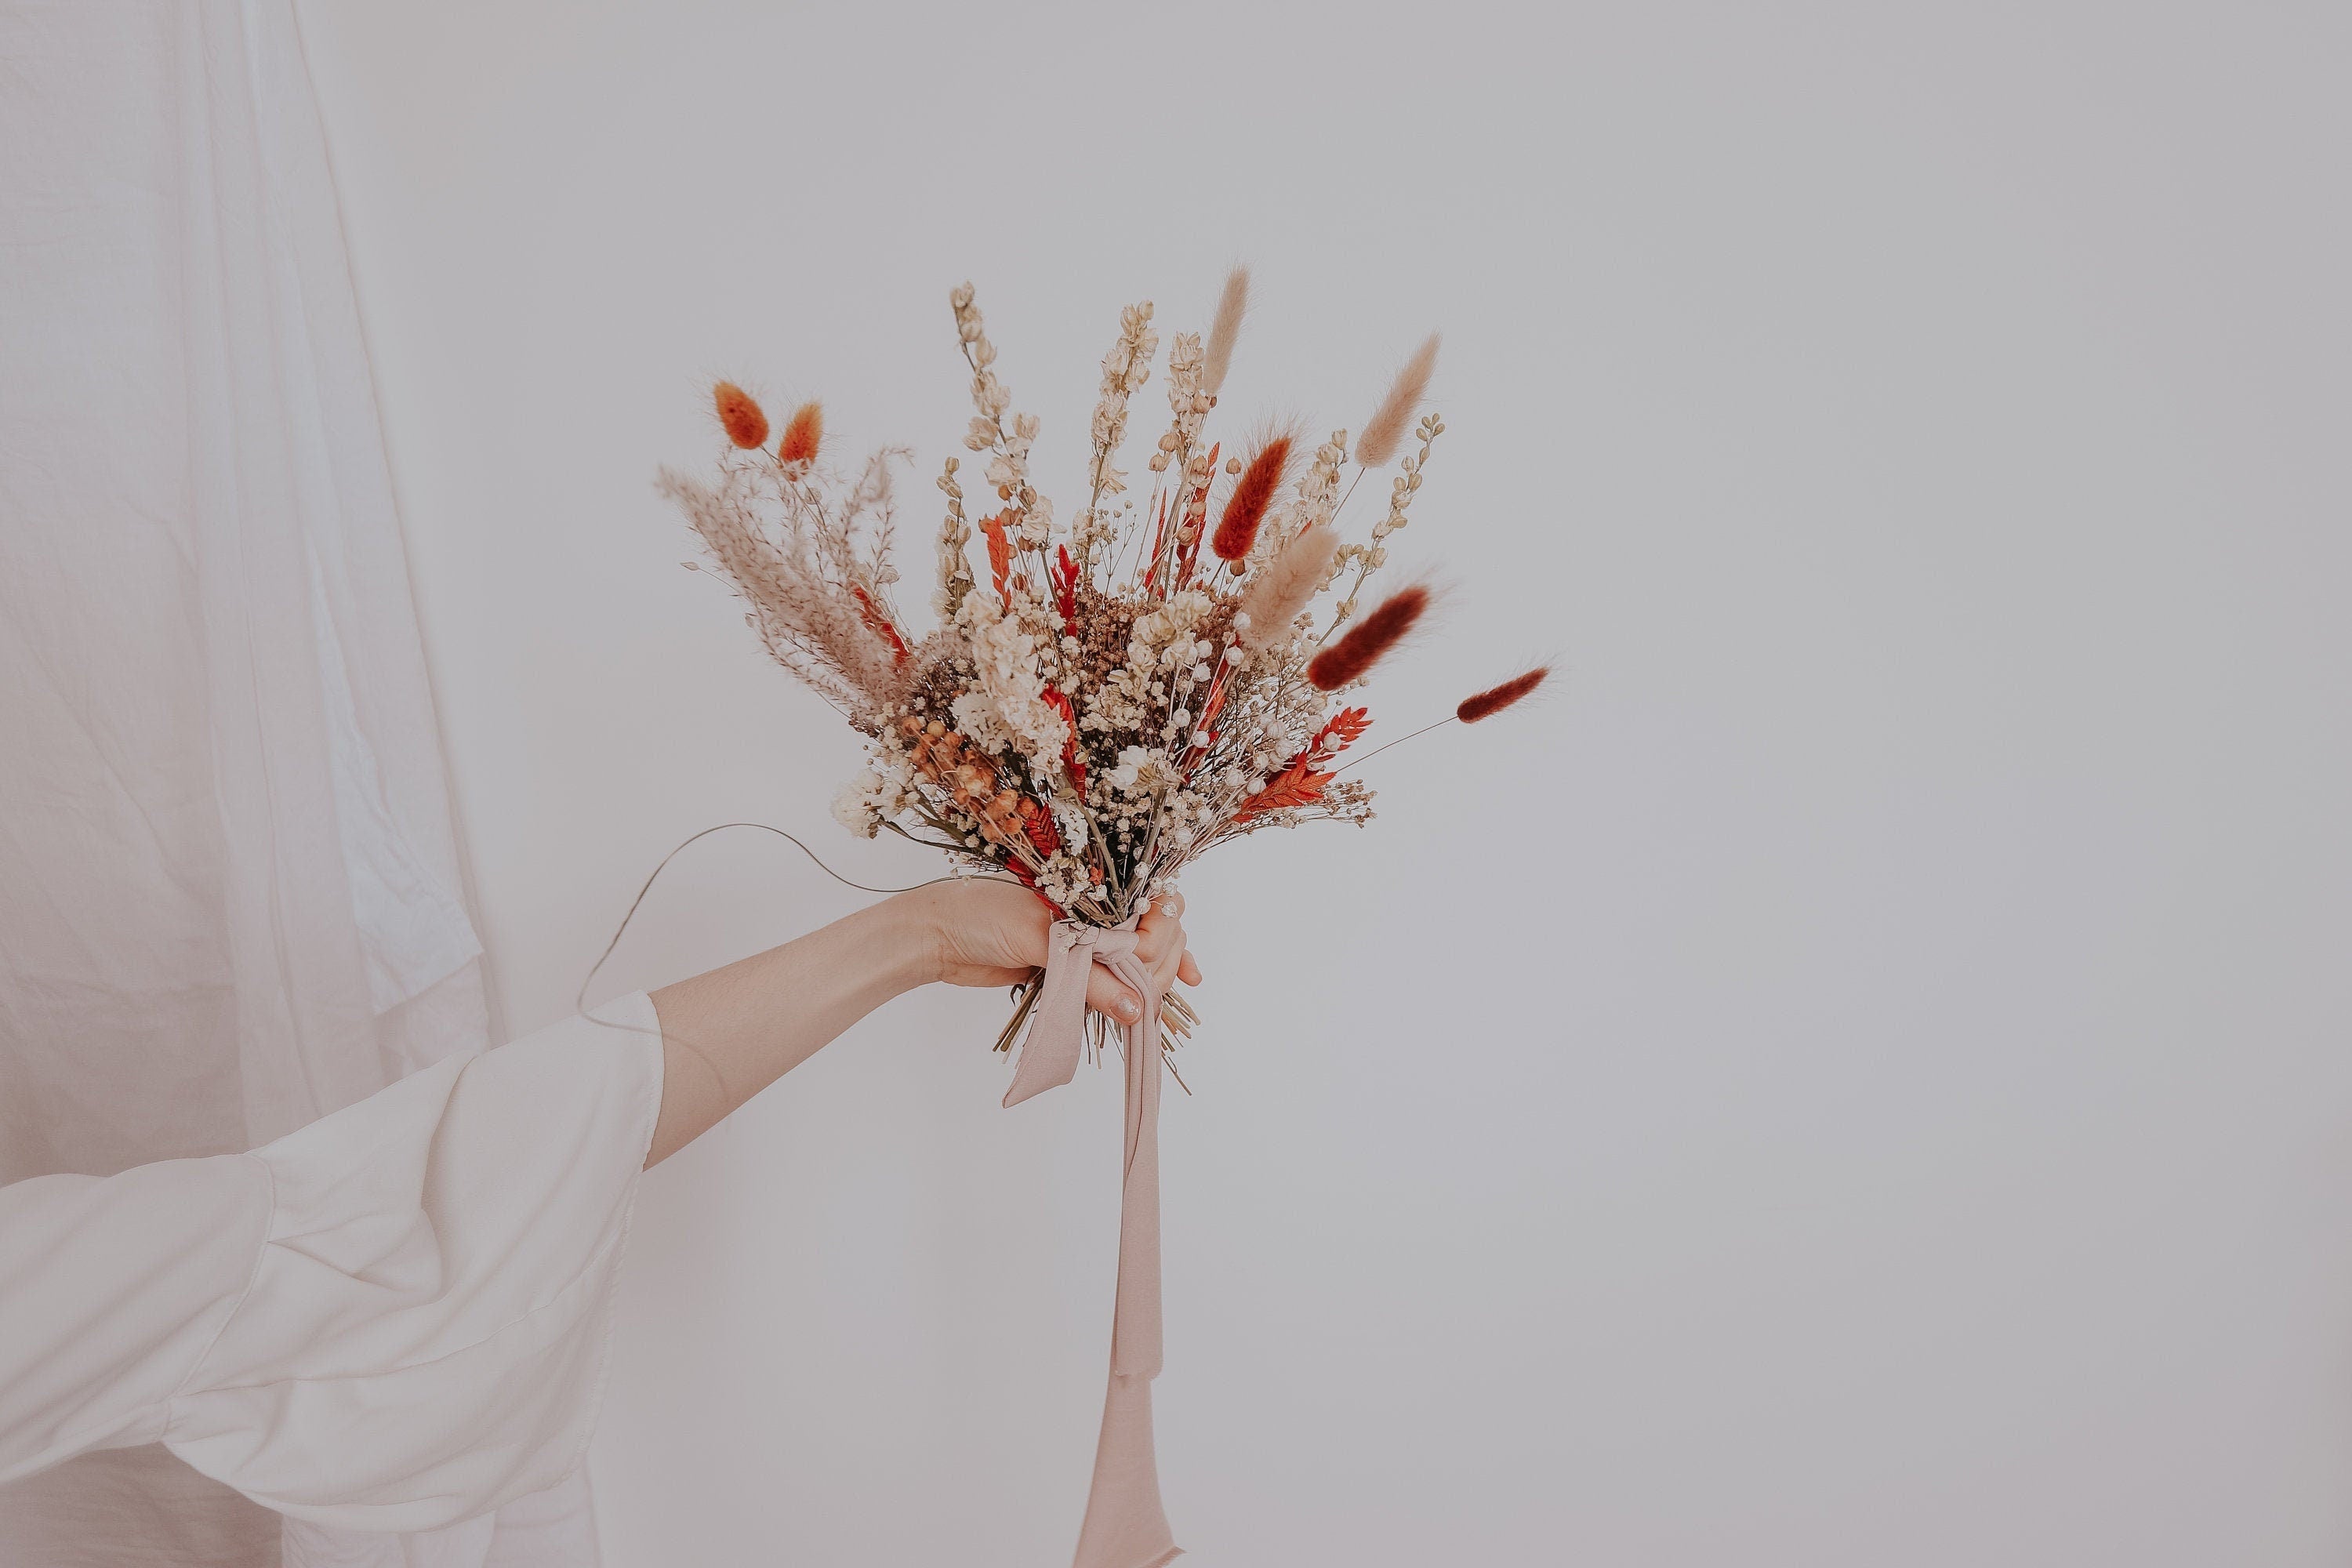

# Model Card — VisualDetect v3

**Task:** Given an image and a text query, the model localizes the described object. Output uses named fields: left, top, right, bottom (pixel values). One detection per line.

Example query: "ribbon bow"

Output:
left=1003, top=916, right=1181, bottom=1568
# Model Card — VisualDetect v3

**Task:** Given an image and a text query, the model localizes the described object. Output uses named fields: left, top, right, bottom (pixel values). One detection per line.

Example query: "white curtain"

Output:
left=0, top=2, right=601, bottom=1563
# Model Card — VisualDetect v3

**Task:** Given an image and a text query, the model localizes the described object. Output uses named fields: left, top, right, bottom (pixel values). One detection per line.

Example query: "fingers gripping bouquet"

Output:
left=658, top=270, right=1542, bottom=1568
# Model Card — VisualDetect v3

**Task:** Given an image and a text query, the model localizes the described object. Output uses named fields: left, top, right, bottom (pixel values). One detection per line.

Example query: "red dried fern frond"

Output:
left=1044, top=687, right=1087, bottom=789
left=1021, top=798, right=1060, bottom=858
left=1053, top=545, right=1080, bottom=629
left=1239, top=765, right=1333, bottom=818
left=1309, top=706, right=1374, bottom=760
left=1308, top=586, right=1429, bottom=690
left=980, top=510, right=1015, bottom=600
left=849, top=584, right=909, bottom=666
left=1236, top=706, right=1370, bottom=820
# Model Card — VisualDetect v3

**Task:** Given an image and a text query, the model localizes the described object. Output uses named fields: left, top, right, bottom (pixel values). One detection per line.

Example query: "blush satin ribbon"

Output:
left=1002, top=916, right=1181, bottom=1568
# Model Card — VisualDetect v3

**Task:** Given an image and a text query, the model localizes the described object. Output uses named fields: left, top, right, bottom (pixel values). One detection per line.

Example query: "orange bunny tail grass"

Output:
left=1457, top=665, right=1549, bottom=723
left=779, top=400, right=824, bottom=464
left=1308, top=583, right=1430, bottom=691
left=1203, top=267, right=1250, bottom=395
left=1211, top=434, right=1290, bottom=564
left=713, top=381, right=769, bottom=448
left=1354, top=333, right=1439, bottom=467
left=1237, top=524, right=1338, bottom=648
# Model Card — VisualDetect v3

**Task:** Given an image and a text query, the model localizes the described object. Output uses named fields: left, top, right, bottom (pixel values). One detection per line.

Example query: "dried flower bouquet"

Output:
left=659, top=271, right=1544, bottom=1058
left=659, top=270, right=1548, bottom=1568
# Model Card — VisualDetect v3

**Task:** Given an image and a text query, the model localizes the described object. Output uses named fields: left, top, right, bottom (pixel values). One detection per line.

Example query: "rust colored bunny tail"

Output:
left=779, top=401, right=824, bottom=464
left=1307, top=583, right=1430, bottom=690
left=1457, top=665, right=1549, bottom=722
left=713, top=382, right=769, bottom=448
left=1211, top=434, right=1290, bottom=563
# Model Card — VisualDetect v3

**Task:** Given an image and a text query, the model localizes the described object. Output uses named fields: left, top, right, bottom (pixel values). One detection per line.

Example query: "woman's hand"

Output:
left=644, top=879, right=1200, bottom=1167
left=909, top=879, right=1202, bottom=1025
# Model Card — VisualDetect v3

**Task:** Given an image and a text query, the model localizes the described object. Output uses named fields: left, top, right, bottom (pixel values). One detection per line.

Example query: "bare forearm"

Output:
left=635, top=880, right=1197, bottom=1169
left=643, top=894, right=937, bottom=1166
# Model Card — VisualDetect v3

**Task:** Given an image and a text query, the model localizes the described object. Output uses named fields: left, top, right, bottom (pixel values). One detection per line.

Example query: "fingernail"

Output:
left=1119, top=998, right=1139, bottom=1019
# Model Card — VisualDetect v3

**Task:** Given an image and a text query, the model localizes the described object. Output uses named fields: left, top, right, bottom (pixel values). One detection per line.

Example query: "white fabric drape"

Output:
left=0, top=2, right=608, bottom=1563
left=0, top=1000, right=664, bottom=1534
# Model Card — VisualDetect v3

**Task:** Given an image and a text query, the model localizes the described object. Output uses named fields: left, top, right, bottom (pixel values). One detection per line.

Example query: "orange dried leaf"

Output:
left=980, top=510, right=1015, bottom=600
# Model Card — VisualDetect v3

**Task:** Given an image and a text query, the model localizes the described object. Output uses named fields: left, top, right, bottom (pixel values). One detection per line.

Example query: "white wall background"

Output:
left=295, top=3, right=2352, bottom=1563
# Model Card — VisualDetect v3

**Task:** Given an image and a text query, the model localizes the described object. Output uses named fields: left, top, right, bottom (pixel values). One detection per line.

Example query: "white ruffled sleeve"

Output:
left=0, top=996, right=665, bottom=1534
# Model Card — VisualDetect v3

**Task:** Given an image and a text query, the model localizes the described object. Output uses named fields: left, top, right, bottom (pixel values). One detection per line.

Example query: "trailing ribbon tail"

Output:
left=1004, top=918, right=1181, bottom=1568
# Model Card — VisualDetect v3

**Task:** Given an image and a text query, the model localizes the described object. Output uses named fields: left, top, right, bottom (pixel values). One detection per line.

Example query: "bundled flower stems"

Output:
left=659, top=271, right=1545, bottom=1568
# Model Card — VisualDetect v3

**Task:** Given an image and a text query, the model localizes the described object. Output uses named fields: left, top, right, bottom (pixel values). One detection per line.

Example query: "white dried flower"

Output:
left=832, top=770, right=886, bottom=837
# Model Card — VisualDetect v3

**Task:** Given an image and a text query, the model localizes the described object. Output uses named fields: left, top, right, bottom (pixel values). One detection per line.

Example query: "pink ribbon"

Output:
left=1003, top=916, right=1181, bottom=1568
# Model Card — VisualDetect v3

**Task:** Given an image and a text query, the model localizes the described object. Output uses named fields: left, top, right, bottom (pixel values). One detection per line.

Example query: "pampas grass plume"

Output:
left=1212, top=434, right=1290, bottom=562
left=779, top=401, right=824, bottom=464
left=1456, top=665, right=1548, bottom=722
left=1203, top=267, right=1249, bottom=395
left=1354, top=334, right=1439, bottom=467
left=713, top=382, right=769, bottom=448
left=1307, top=583, right=1431, bottom=690
left=1237, top=524, right=1337, bottom=648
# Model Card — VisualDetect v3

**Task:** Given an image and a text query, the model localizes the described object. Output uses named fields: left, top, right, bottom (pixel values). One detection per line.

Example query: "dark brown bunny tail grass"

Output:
left=1211, top=434, right=1290, bottom=564
left=713, top=382, right=769, bottom=448
left=1457, top=665, right=1549, bottom=722
left=779, top=401, right=824, bottom=464
left=1354, top=334, right=1439, bottom=467
left=1308, top=583, right=1430, bottom=690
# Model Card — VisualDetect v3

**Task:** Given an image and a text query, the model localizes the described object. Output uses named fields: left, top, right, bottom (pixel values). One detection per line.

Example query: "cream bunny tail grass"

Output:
left=1237, top=524, right=1338, bottom=649
left=1354, top=332, right=1439, bottom=467
left=1203, top=267, right=1250, bottom=396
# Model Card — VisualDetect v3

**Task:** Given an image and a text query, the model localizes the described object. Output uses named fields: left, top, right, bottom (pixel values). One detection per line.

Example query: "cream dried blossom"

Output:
left=1148, top=331, right=1206, bottom=478
left=831, top=769, right=887, bottom=836
left=952, top=283, right=1047, bottom=537
left=1086, top=301, right=1159, bottom=517
left=960, top=591, right=1073, bottom=782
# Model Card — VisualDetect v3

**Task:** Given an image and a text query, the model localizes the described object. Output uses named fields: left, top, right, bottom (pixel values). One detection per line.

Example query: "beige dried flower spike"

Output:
left=1202, top=267, right=1248, bottom=397
left=1354, top=332, right=1439, bottom=469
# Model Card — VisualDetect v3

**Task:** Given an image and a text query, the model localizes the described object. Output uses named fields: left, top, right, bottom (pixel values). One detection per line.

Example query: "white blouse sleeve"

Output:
left=0, top=996, right=665, bottom=1534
